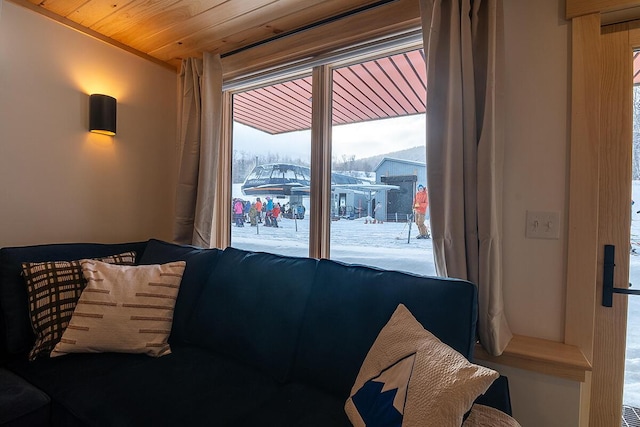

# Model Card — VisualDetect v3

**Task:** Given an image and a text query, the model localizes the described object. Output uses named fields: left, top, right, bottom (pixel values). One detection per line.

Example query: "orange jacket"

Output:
left=413, top=189, right=428, bottom=214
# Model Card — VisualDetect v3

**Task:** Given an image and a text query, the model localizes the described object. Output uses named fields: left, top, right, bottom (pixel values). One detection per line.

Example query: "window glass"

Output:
left=228, top=43, right=436, bottom=276
left=328, top=48, right=435, bottom=275
left=230, top=75, right=312, bottom=257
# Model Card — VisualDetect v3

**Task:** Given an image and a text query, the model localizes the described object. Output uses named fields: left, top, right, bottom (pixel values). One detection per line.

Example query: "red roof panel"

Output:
left=233, top=48, right=426, bottom=134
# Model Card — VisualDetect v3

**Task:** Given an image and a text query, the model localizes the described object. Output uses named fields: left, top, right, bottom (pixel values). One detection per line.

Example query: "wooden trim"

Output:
left=567, top=0, right=640, bottom=19
left=590, top=22, right=633, bottom=426
left=565, top=14, right=602, bottom=427
left=565, top=13, right=601, bottom=364
left=308, top=65, right=332, bottom=259
left=6, top=0, right=177, bottom=71
left=474, top=335, right=592, bottom=383
left=213, top=91, right=233, bottom=249
left=220, top=0, right=420, bottom=81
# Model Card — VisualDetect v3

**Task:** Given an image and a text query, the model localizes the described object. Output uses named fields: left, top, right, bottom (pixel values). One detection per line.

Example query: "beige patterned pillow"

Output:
left=21, top=252, right=137, bottom=361
left=463, top=404, right=521, bottom=427
left=50, top=260, right=186, bottom=358
left=344, top=304, right=499, bottom=427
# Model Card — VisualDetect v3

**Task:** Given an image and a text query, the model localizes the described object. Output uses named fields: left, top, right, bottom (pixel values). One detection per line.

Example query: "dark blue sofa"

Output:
left=0, top=239, right=511, bottom=426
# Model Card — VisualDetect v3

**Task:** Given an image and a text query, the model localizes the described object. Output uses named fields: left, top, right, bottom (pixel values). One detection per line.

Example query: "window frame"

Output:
left=223, top=39, right=425, bottom=259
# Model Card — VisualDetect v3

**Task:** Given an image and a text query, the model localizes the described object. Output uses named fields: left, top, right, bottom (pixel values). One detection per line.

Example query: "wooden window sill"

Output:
left=473, top=334, right=592, bottom=382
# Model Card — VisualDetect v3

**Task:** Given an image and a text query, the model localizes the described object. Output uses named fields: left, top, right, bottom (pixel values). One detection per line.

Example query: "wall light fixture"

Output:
left=89, top=94, right=117, bottom=136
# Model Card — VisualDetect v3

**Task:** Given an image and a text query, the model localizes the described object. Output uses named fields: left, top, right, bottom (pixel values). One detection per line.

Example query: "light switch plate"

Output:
left=525, top=211, right=560, bottom=239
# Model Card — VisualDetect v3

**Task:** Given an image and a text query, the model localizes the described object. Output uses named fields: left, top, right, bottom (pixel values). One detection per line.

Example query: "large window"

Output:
left=228, top=41, right=435, bottom=275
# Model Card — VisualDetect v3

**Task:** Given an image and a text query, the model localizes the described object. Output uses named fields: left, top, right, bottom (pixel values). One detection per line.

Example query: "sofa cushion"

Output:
left=237, top=382, right=353, bottom=427
left=21, top=252, right=137, bottom=361
left=187, top=247, right=318, bottom=382
left=344, top=304, right=498, bottom=427
left=0, top=242, right=148, bottom=359
left=7, top=346, right=279, bottom=427
left=137, top=239, right=221, bottom=346
left=0, top=368, right=50, bottom=426
left=292, top=258, right=478, bottom=398
left=51, top=260, right=186, bottom=358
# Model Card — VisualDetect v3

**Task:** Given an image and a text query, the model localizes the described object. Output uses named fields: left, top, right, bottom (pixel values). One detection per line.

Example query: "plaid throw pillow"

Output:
left=21, top=252, right=136, bottom=360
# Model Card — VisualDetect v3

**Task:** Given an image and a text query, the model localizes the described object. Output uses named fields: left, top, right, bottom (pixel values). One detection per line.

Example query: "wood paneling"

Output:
left=148, top=0, right=384, bottom=62
left=221, top=0, right=420, bottom=81
left=567, top=0, right=640, bottom=19
left=11, top=0, right=174, bottom=69
left=10, top=0, right=386, bottom=69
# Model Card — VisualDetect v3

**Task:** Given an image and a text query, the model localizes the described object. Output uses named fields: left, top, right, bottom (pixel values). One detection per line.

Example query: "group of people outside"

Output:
left=233, top=186, right=428, bottom=238
left=232, top=197, right=283, bottom=228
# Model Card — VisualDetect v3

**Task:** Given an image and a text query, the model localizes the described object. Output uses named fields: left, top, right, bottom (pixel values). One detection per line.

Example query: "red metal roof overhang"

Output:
left=232, top=48, right=426, bottom=135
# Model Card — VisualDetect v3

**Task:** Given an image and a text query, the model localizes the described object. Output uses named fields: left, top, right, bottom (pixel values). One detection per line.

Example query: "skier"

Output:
left=413, top=185, right=430, bottom=239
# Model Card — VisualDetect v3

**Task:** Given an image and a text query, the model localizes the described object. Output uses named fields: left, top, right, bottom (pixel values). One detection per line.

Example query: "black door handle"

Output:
left=603, top=244, right=640, bottom=307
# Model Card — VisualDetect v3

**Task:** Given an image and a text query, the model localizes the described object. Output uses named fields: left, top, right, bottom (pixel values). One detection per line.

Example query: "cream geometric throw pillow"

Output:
left=21, top=252, right=137, bottom=361
left=345, top=304, right=499, bottom=427
left=50, top=260, right=185, bottom=358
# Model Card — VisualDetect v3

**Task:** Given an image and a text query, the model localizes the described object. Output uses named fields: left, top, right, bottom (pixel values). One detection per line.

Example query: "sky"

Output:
left=232, top=114, right=426, bottom=161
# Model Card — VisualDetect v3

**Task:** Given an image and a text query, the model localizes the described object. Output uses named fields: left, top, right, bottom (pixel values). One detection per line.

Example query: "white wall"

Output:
left=497, top=1, right=579, bottom=425
left=480, top=361, right=582, bottom=427
left=503, top=0, right=569, bottom=343
left=0, top=2, right=178, bottom=247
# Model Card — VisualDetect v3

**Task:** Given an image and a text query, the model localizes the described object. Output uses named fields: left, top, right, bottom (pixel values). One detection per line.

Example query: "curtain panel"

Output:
left=173, top=53, right=223, bottom=248
left=420, top=0, right=512, bottom=356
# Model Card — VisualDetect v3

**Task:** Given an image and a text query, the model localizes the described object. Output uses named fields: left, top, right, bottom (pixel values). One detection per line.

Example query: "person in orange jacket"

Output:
left=272, top=203, right=281, bottom=228
left=413, top=184, right=430, bottom=239
left=255, top=198, right=263, bottom=223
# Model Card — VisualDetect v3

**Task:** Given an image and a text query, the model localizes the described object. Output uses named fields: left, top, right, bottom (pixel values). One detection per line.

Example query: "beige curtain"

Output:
left=420, top=0, right=511, bottom=356
left=173, top=53, right=223, bottom=248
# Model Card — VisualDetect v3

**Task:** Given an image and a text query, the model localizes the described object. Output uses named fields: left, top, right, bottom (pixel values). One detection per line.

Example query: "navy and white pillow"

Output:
left=345, top=304, right=499, bottom=427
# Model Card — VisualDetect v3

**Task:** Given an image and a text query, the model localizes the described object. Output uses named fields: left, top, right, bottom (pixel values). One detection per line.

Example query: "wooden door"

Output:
left=590, top=22, right=634, bottom=426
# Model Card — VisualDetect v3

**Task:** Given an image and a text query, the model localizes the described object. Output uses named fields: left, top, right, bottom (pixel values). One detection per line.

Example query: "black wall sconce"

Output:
left=89, top=94, right=117, bottom=136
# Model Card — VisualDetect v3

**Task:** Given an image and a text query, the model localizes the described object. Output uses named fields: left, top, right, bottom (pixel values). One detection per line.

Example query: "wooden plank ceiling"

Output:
left=14, top=0, right=388, bottom=69
left=233, top=48, right=426, bottom=134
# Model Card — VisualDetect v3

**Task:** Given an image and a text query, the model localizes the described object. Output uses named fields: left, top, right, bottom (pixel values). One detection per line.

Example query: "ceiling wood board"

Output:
left=119, top=0, right=277, bottom=53
left=148, top=0, right=383, bottom=62
left=28, top=0, right=88, bottom=18
left=14, top=0, right=392, bottom=69
left=15, top=0, right=174, bottom=69
left=221, top=0, right=421, bottom=80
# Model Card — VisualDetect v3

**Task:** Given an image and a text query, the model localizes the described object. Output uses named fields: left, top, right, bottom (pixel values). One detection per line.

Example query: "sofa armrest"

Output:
left=473, top=375, right=512, bottom=416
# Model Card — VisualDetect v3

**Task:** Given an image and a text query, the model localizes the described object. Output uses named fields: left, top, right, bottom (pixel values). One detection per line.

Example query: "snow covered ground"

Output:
left=231, top=183, right=436, bottom=275
left=625, top=181, right=640, bottom=406
left=231, top=215, right=437, bottom=276
left=231, top=183, right=640, bottom=407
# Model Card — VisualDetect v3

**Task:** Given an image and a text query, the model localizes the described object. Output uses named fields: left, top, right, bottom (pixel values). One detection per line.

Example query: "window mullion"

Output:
left=214, top=90, right=233, bottom=249
left=309, top=65, right=332, bottom=259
